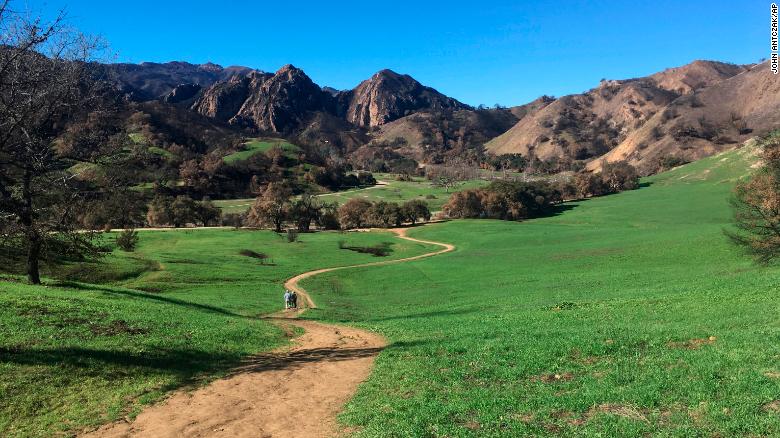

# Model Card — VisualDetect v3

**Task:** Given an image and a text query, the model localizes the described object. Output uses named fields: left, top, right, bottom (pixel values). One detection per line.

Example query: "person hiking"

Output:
left=283, top=290, right=291, bottom=309
left=290, top=290, right=298, bottom=309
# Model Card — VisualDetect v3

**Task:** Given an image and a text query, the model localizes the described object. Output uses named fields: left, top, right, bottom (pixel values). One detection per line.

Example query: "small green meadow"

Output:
left=300, top=145, right=780, bottom=436
left=222, top=138, right=300, bottom=164
left=213, top=173, right=489, bottom=215
left=0, top=229, right=436, bottom=437
left=300, top=173, right=489, bottom=211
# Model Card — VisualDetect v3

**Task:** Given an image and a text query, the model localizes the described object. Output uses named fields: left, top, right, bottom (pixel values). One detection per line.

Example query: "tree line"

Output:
left=443, top=161, right=640, bottom=221
left=244, top=183, right=432, bottom=232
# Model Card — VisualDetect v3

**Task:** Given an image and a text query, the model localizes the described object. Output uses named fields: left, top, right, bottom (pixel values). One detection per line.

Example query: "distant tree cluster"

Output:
left=557, top=161, right=640, bottom=199
left=244, top=184, right=431, bottom=232
left=338, top=199, right=431, bottom=229
left=305, top=167, right=376, bottom=191
left=246, top=183, right=340, bottom=233
left=483, top=154, right=527, bottom=173
left=443, top=181, right=562, bottom=220
left=443, top=161, right=641, bottom=222
left=728, top=134, right=780, bottom=263
left=480, top=153, right=583, bottom=175
left=146, top=196, right=221, bottom=227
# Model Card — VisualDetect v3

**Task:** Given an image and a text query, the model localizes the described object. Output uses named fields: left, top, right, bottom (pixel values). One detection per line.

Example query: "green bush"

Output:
left=115, top=229, right=139, bottom=252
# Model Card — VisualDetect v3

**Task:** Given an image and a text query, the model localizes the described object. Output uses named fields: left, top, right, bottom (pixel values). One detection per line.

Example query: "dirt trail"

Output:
left=83, top=226, right=453, bottom=438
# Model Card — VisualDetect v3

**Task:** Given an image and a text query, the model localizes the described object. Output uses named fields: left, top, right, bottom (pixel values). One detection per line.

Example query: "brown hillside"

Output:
left=486, top=80, right=678, bottom=160
left=486, top=60, right=747, bottom=164
left=648, top=60, right=747, bottom=94
left=589, top=61, right=780, bottom=173
left=371, top=109, right=520, bottom=163
left=370, top=96, right=554, bottom=163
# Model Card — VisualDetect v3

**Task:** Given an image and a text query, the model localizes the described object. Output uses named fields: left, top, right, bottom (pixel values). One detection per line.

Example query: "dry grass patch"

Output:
left=762, top=400, right=780, bottom=413
left=530, top=371, right=575, bottom=383
left=667, top=336, right=717, bottom=350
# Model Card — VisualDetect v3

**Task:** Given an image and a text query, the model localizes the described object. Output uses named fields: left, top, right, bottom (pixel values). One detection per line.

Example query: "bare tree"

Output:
left=0, top=2, right=117, bottom=284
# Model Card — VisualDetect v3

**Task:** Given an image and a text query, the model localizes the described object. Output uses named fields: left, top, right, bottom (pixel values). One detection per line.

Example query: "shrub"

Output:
left=600, top=161, right=640, bottom=193
left=573, top=172, right=607, bottom=198
left=443, top=189, right=486, bottom=218
left=115, top=229, right=139, bottom=252
left=657, top=155, right=689, bottom=171
left=286, top=229, right=299, bottom=243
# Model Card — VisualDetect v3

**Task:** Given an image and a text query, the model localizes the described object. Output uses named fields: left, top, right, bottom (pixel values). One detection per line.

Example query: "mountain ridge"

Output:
left=102, top=58, right=771, bottom=175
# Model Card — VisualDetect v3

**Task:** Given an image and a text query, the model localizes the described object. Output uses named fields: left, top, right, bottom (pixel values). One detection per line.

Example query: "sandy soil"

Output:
left=82, top=226, right=453, bottom=438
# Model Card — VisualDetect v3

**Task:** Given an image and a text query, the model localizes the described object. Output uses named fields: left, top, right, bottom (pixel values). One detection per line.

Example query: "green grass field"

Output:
left=4, top=142, right=777, bottom=437
left=212, top=198, right=256, bottom=214
left=0, top=229, right=437, bottom=437
left=222, top=138, right=300, bottom=164
left=315, top=173, right=489, bottom=211
left=299, top=145, right=780, bottom=436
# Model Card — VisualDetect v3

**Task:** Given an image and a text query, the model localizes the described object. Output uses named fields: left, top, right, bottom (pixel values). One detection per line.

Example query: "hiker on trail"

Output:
left=283, top=290, right=291, bottom=309
left=290, top=290, right=298, bottom=309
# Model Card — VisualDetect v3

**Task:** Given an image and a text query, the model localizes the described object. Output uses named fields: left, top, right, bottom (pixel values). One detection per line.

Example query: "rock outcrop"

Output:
left=162, top=83, right=202, bottom=104
left=192, top=72, right=268, bottom=122
left=342, top=69, right=469, bottom=127
left=231, top=64, right=333, bottom=132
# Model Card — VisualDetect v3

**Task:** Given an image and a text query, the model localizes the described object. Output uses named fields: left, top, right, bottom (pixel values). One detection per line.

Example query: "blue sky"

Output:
left=25, top=0, right=765, bottom=106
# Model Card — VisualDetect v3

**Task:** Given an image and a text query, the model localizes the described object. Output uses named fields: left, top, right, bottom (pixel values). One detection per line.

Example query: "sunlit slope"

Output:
left=302, top=144, right=780, bottom=437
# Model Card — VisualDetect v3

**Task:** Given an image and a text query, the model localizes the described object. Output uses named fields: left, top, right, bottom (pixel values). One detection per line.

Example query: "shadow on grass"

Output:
left=338, top=241, right=395, bottom=257
left=0, top=340, right=427, bottom=378
left=230, top=339, right=425, bottom=375
left=548, top=202, right=581, bottom=216
left=0, top=345, right=238, bottom=376
left=50, top=281, right=253, bottom=320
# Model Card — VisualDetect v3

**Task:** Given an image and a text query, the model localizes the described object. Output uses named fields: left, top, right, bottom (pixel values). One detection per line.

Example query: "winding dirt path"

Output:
left=83, top=226, right=453, bottom=438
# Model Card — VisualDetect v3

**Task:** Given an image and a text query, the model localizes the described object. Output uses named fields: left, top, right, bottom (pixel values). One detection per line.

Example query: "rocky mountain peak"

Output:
left=344, top=69, right=468, bottom=127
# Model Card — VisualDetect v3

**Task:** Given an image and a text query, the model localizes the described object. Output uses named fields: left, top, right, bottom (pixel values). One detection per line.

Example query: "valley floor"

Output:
left=300, top=146, right=780, bottom=436
left=2, top=145, right=779, bottom=437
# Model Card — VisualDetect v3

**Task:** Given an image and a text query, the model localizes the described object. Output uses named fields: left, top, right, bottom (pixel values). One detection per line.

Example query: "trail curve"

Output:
left=82, top=225, right=453, bottom=438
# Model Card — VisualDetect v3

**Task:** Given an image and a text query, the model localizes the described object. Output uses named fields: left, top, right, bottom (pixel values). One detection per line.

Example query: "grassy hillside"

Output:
left=301, top=145, right=780, bottom=436
left=310, top=173, right=489, bottom=211
left=0, top=229, right=437, bottom=437
left=222, top=138, right=300, bottom=164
